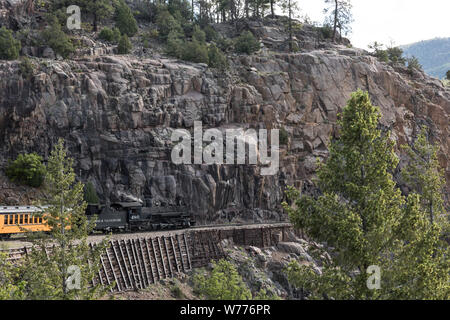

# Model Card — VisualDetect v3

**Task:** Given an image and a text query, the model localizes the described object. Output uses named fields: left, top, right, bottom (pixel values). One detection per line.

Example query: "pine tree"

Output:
left=115, top=0, right=138, bottom=37
left=401, top=127, right=447, bottom=226
left=390, top=127, right=450, bottom=299
left=283, top=91, right=450, bottom=299
left=0, top=252, right=27, bottom=300
left=18, top=139, right=109, bottom=299
left=279, top=0, right=300, bottom=51
left=117, top=34, right=132, bottom=54
left=88, top=0, right=116, bottom=32
left=284, top=90, right=404, bottom=299
left=193, top=259, right=252, bottom=300
left=323, top=0, right=353, bottom=42
left=0, top=27, right=21, bottom=60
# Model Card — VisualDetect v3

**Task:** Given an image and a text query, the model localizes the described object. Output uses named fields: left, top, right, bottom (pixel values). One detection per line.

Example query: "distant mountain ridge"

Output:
left=401, top=37, right=450, bottom=79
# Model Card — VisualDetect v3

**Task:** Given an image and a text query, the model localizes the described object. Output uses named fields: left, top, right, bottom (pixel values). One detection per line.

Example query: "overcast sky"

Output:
left=297, top=0, right=450, bottom=49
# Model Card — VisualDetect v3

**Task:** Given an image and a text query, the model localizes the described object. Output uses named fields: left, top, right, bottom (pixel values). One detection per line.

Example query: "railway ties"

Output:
left=95, top=234, right=193, bottom=293
left=1, top=223, right=291, bottom=294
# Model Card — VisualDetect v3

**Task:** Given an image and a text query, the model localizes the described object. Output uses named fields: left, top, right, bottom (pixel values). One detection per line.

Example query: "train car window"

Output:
left=24, top=215, right=29, bottom=224
left=19, top=215, right=24, bottom=224
left=4, top=215, right=7, bottom=225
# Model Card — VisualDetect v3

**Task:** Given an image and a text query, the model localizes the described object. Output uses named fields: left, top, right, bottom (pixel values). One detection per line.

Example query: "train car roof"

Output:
left=0, top=206, right=49, bottom=214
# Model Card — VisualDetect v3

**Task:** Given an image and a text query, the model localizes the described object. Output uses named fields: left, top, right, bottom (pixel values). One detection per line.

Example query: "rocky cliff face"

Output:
left=0, top=7, right=448, bottom=223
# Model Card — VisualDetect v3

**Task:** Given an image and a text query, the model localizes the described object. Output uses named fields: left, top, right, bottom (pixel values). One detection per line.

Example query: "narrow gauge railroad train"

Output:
left=0, top=201, right=195, bottom=239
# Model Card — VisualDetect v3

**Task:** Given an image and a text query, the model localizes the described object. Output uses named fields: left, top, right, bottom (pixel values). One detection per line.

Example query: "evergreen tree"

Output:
left=181, top=39, right=209, bottom=63
left=234, top=31, right=260, bottom=54
left=117, top=34, right=132, bottom=54
left=40, top=18, right=75, bottom=58
left=88, top=0, right=116, bottom=32
left=193, top=259, right=252, bottom=300
left=407, top=56, right=422, bottom=72
left=165, top=30, right=184, bottom=58
left=115, top=0, right=138, bottom=37
left=401, top=127, right=447, bottom=227
left=283, top=90, right=449, bottom=299
left=50, top=0, right=115, bottom=32
left=389, top=127, right=450, bottom=299
left=208, top=43, right=228, bottom=69
left=156, top=9, right=184, bottom=41
left=280, top=0, right=299, bottom=51
left=0, top=252, right=27, bottom=300
left=18, top=139, right=109, bottom=299
left=0, top=27, right=21, bottom=60
left=323, top=0, right=353, bottom=42
left=446, top=70, right=450, bottom=81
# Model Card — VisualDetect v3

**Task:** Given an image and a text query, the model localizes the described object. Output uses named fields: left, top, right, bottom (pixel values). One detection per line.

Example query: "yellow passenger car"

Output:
left=0, top=206, right=50, bottom=238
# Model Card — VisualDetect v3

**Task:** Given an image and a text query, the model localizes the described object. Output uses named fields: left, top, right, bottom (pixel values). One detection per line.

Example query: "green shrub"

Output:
left=171, top=284, right=184, bottom=299
left=19, top=57, right=35, bottom=79
left=40, top=21, right=75, bottom=59
left=254, top=289, right=281, bottom=300
left=446, top=70, right=450, bottom=80
left=115, top=0, right=138, bottom=37
left=204, top=25, right=218, bottom=42
left=181, top=40, right=208, bottom=64
left=234, top=31, right=260, bottom=55
left=84, top=182, right=100, bottom=204
left=0, top=27, right=21, bottom=60
left=165, top=31, right=184, bottom=58
left=407, top=56, right=422, bottom=72
left=193, top=259, right=252, bottom=300
left=98, top=27, right=121, bottom=43
left=279, top=127, right=289, bottom=145
left=156, top=10, right=183, bottom=41
left=117, top=35, right=132, bottom=54
left=217, top=36, right=234, bottom=53
left=318, top=24, right=333, bottom=39
left=6, top=153, right=46, bottom=187
left=386, top=46, right=406, bottom=65
left=374, top=49, right=389, bottom=63
left=208, top=44, right=227, bottom=70
left=292, top=22, right=303, bottom=32
left=192, top=25, right=206, bottom=44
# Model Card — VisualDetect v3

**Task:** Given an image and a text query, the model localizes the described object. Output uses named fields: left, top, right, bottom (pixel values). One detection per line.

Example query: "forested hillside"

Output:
left=402, top=37, right=450, bottom=79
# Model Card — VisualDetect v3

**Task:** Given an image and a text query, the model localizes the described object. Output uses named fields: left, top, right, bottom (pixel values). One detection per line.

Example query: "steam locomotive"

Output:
left=0, top=200, right=195, bottom=238
left=87, top=200, right=195, bottom=232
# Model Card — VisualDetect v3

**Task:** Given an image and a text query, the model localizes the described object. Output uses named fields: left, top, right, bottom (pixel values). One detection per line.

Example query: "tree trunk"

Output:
left=288, top=0, right=292, bottom=51
left=270, top=0, right=274, bottom=18
left=93, top=12, right=98, bottom=32
left=332, top=0, right=338, bottom=42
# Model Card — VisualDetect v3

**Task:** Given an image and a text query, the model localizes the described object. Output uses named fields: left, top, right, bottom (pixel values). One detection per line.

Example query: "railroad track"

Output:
left=1, top=221, right=292, bottom=243
left=1, top=222, right=293, bottom=293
